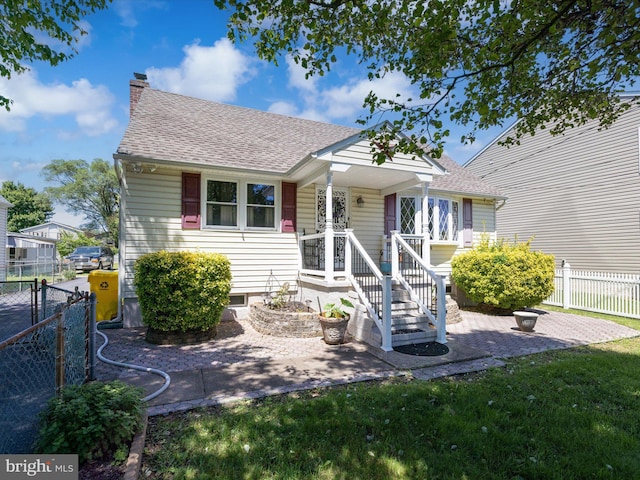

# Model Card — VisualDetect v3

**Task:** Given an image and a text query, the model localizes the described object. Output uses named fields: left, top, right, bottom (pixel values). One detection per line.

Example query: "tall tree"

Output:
left=0, top=0, right=110, bottom=110
left=0, top=181, right=54, bottom=232
left=42, top=158, right=119, bottom=246
left=215, top=0, right=640, bottom=161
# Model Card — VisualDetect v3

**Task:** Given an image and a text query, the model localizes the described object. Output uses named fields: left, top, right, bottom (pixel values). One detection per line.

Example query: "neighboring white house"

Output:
left=20, top=222, right=83, bottom=240
left=0, top=195, right=11, bottom=281
left=113, top=74, right=504, bottom=350
left=464, top=95, right=640, bottom=273
left=6, top=232, right=57, bottom=264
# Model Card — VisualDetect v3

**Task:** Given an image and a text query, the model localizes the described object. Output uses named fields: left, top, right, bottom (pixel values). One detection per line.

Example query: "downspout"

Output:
left=113, top=157, right=126, bottom=326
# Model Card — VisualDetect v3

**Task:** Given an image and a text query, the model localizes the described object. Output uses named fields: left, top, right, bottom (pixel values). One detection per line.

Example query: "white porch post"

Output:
left=421, top=182, right=431, bottom=267
left=325, top=172, right=334, bottom=282
left=390, top=230, right=399, bottom=277
left=562, top=261, right=571, bottom=309
left=381, top=274, right=393, bottom=351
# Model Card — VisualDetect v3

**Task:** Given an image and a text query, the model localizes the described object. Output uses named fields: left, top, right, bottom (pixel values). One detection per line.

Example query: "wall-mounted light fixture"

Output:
left=356, top=196, right=365, bottom=208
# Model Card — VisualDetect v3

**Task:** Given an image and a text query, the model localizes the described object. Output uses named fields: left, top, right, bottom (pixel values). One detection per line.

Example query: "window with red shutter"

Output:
left=182, top=172, right=201, bottom=229
left=281, top=182, right=297, bottom=232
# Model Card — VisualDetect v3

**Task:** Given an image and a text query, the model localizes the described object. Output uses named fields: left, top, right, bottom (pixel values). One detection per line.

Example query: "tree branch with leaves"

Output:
left=214, top=0, right=640, bottom=161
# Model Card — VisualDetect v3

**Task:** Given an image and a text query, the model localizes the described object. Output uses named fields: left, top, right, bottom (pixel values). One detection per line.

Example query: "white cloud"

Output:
left=146, top=39, right=255, bottom=102
left=277, top=58, right=418, bottom=126
left=0, top=70, right=118, bottom=135
left=286, top=55, right=318, bottom=92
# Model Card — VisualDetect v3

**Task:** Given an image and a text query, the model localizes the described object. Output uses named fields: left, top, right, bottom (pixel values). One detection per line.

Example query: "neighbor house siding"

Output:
left=121, top=168, right=299, bottom=300
left=466, top=101, right=640, bottom=272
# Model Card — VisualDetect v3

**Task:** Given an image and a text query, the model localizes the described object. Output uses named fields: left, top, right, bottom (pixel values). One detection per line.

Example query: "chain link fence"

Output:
left=0, top=284, right=96, bottom=454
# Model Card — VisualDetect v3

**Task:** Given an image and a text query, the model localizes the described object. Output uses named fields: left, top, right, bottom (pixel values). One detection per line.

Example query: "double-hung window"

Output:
left=205, top=179, right=276, bottom=229
left=206, top=180, right=238, bottom=227
left=246, top=183, right=275, bottom=228
left=427, top=197, right=460, bottom=243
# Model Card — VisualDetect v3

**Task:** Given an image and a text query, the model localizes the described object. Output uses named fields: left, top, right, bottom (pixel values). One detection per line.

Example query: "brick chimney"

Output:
left=129, top=72, right=149, bottom=117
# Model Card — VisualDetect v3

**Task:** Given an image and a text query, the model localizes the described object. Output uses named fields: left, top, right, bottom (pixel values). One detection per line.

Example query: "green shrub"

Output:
left=34, top=380, right=144, bottom=464
left=451, top=237, right=555, bottom=311
left=133, top=250, right=232, bottom=332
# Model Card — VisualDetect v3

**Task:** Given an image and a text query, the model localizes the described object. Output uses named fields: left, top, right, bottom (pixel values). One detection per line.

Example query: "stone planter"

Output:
left=513, top=311, right=538, bottom=332
left=319, top=314, right=350, bottom=345
left=249, top=302, right=321, bottom=337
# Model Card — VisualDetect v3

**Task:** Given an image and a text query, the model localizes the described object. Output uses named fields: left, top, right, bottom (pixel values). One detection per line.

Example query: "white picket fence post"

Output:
left=562, top=261, right=571, bottom=309
left=545, top=260, right=640, bottom=319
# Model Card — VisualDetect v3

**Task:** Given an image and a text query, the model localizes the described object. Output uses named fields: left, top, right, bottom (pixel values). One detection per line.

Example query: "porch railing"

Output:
left=299, top=232, right=346, bottom=277
left=390, top=231, right=447, bottom=344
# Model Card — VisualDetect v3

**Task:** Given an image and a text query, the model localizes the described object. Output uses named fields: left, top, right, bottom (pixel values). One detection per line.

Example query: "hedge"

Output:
left=451, top=237, right=555, bottom=311
left=134, top=250, right=232, bottom=332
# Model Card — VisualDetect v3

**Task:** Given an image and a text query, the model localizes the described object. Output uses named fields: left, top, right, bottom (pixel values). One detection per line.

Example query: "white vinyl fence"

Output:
left=544, top=262, right=640, bottom=319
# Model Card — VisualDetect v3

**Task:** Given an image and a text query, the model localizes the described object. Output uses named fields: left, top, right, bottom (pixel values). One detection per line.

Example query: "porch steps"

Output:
left=357, top=285, right=437, bottom=348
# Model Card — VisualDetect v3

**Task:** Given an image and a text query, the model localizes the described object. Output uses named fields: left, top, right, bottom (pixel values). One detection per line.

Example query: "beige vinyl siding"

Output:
left=121, top=168, right=299, bottom=299
left=329, top=138, right=436, bottom=172
left=466, top=102, right=640, bottom=272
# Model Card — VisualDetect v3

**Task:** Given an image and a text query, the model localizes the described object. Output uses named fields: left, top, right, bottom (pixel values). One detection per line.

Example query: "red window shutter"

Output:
left=281, top=182, right=297, bottom=232
left=384, top=194, right=396, bottom=236
left=182, top=172, right=201, bottom=229
left=463, top=198, right=473, bottom=247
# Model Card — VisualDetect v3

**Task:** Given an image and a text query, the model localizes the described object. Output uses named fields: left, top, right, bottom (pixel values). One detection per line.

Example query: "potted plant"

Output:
left=318, top=297, right=354, bottom=344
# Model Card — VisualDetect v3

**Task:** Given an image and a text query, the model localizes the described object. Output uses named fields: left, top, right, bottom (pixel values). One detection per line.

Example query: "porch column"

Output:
left=325, top=172, right=334, bottom=282
left=421, top=182, right=431, bottom=267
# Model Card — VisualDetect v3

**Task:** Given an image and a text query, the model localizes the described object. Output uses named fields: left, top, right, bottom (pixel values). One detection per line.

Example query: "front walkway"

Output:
left=94, top=308, right=639, bottom=416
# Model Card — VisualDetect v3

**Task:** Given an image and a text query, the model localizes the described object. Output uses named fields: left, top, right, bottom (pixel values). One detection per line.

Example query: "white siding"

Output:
left=466, top=103, right=640, bottom=272
left=121, top=168, right=299, bottom=301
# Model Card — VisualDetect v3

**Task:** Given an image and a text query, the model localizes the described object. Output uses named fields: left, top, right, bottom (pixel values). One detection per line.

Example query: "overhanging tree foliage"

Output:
left=215, top=0, right=640, bottom=161
left=42, top=158, right=119, bottom=246
left=0, top=0, right=111, bottom=110
left=0, top=181, right=54, bottom=232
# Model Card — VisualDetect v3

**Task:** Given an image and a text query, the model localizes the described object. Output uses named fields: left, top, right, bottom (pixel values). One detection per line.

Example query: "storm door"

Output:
left=316, top=187, right=349, bottom=271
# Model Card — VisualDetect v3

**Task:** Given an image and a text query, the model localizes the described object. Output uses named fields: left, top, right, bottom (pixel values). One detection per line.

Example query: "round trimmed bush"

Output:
left=134, top=250, right=231, bottom=333
left=451, top=237, right=555, bottom=312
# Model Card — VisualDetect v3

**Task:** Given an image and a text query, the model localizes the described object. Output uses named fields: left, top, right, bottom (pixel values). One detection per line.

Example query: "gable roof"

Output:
left=431, top=153, right=505, bottom=199
left=116, top=88, right=361, bottom=173
left=115, top=85, right=503, bottom=199
left=0, top=194, right=11, bottom=208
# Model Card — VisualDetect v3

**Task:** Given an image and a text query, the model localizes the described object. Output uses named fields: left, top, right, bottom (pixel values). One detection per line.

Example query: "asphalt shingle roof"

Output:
left=430, top=154, right=504, bottom=198
left=117, top=88, right=361, bottom=173
left=116, top=86, right=503, bottom=198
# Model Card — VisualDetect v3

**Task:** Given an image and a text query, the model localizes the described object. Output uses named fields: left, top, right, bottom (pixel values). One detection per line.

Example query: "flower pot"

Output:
left=513, top=311, right=538, bottom=332
left=319, top=314, right=350, bottom=345
left=380, top=261, right=392, bottom=275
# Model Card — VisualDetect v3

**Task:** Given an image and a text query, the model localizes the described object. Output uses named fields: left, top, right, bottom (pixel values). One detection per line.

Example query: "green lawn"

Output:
left=142, top=331, right=640, bottom=479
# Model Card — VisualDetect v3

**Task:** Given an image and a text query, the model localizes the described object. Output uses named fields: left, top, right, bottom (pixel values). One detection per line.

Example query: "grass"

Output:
left=142, top=332, right=640, bottom=479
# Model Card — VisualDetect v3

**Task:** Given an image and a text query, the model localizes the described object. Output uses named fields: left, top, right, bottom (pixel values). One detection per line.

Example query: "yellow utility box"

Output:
left=88, top=270, right=119, bottom=321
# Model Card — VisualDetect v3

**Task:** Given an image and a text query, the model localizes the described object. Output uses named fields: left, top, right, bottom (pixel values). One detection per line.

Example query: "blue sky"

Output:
left=0, top=0, right=504, bottom=228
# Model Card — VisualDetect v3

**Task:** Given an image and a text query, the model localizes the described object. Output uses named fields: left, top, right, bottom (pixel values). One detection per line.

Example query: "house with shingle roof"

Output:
left=113, top=74, right=505, bottom=350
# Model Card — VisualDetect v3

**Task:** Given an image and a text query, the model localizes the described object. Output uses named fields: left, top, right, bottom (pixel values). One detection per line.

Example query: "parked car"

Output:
left=66, top=246, right=114, bottom=272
